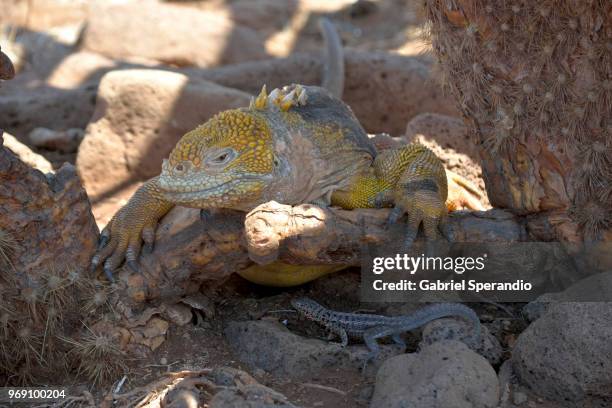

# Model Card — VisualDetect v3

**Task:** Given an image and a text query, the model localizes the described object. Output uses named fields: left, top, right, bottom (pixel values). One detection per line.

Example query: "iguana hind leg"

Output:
left=330, top=144, right=448, bottom=250
left=374, top=144, right=448, bottom=249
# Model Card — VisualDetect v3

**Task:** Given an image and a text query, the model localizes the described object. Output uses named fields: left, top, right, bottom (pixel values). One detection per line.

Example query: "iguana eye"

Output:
left=174, top=164, right=185, bottom=172
left=214, top=153, right=229, bottom=163
left=207, top=149, right=235, bottom=166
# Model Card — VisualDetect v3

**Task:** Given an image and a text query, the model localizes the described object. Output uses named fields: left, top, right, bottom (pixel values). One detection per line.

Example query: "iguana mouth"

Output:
left=160, top=174, right=269, bottom=203
left=162, top=180, right=234, bottom=198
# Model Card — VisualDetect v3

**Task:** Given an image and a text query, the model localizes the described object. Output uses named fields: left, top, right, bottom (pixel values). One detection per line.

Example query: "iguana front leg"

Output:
left=374, top=144, right=448, bottom=248
left=91, top=177, right=173, bottom=281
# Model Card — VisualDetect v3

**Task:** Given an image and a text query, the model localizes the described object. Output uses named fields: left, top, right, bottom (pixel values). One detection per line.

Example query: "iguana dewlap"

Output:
left=92, top=84, right=449, bottom=285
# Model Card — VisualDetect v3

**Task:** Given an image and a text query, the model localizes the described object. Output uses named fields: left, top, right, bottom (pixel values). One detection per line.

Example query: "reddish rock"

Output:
left=0, top=84, right=97, bottom=138
left=75, top=69, right=250, bottom=224
left=28, top=127, right=84, bottom=153
left=193, top=50, right=459, bottom=136
left=46, top=51, right=137, bottom=89
left=81, top=2, right=269, bottom=67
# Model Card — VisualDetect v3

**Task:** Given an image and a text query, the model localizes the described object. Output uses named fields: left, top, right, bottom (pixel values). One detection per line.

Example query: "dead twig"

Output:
left=108, top=369, right=214, bottom=408
left=300, top=382, right=347, bottom=396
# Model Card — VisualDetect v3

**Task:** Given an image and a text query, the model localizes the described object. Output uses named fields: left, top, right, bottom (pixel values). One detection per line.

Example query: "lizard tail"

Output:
left=394, top=303, right=482, bottom=346
left=319, top=18, right=345, bottom=99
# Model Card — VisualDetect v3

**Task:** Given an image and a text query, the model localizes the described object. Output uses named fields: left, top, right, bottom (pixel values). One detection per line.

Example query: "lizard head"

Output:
left=159, top=108, right=276, bottom=209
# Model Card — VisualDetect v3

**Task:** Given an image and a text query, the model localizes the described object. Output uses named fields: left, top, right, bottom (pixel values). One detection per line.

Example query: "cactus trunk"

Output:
left=424, top=0, right=611, bottom=243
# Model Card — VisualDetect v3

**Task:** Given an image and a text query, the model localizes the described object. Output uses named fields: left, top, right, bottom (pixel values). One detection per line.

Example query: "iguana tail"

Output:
left=319, top=18, right=344, bottom=99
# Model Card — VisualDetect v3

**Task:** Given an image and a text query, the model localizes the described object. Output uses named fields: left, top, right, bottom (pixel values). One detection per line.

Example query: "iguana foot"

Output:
left=362, top=326, right=385, bottom=372
left=92, top=211, right=155, bottom=282
left=389, top=186, right=448, bottom=250
left=368, top=144, right=449, bottom=251
left=90, top=177, right=173, bottom=281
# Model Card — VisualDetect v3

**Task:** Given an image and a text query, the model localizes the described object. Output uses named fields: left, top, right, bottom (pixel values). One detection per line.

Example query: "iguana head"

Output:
left=159, top=108, right=275, bottom=209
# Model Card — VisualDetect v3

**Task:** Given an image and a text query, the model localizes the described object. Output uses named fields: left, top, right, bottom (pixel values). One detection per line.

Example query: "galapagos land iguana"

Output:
left=91, top=19, right=452, bottom=286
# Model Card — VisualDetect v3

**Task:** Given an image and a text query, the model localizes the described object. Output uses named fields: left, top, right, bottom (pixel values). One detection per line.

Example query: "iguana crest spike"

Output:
left=267, top=88, right=281, bottom=106
left=279, top=89, right=297, bottom=111
left=263, top=85, right=309, bottom=112
left=253, top=84, right=268, bottom=110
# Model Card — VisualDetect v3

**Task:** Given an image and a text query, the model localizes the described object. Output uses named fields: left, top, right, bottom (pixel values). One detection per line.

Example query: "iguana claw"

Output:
left=386, top=206, right=403, bottom=225
left=200, top=209, right=211, bottom=223
left=103, top=263, right=115, bottom=283
left=97, top=231, right=110, bottom=250
left=127, top=260, right=139, bottom=273
left=90, top=255, right=101, bottom=272
left=142, top=242, right=154, bottom=254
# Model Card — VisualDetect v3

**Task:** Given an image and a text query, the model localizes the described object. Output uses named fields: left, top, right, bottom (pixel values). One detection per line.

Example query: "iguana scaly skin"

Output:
left=91, top=20, right=449, bottom=286
left=92, top=84, right=449, bottom=285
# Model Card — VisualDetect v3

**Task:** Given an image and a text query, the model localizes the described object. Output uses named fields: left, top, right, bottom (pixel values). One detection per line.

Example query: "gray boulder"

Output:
left=370, top=340, right=499, bottom=408
left=512, top=302, right=612, bottom=402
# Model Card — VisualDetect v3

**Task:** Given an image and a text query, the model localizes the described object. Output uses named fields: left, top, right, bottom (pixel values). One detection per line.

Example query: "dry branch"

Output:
left=117, top=202, right=526, bottom=303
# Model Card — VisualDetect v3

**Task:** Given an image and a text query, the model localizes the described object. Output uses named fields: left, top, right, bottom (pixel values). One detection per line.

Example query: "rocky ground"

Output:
left=0, top=0, right=610, bottom=407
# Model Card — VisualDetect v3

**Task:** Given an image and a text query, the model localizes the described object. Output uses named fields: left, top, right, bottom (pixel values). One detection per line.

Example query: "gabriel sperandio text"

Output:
left=371, top=253, right=487, bottom=275
left=372, top=279, right=533, bottom=292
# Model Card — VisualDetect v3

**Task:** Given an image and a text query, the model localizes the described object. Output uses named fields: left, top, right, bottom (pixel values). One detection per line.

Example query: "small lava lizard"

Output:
left=291, top=297, right=481, bottom=366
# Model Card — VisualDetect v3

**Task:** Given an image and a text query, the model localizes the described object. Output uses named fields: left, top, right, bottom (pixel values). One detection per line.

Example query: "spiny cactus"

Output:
left=0, top=261, right=115, bottom=385
left=424, top=0, right=611, bottom=241
left=62, top=325, right=127, bottom=386
left=0, top=228, right=17, bottom=278
left=82, top=284, right=113, bottom=315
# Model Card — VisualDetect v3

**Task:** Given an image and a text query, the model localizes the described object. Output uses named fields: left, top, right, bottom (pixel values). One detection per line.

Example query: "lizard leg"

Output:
left=362, top=326, right=387, bottom=371
left=324, top=322, right=349, bottom=347
left=391, top=333, right=406, bottom=347
left=91, top=177, right=174, bottom=281
left=336, top=327, right=349, bottom=348
left=309, top=190, right=333, bottom=207
left=374, top=144, right=448, bottom=250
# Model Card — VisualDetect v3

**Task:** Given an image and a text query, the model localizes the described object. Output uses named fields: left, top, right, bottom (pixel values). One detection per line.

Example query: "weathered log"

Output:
left=117, top=202, right=526, bottom=303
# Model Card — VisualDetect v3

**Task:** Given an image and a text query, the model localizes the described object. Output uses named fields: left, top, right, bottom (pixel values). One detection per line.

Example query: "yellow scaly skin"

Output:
left=92, top=85, right=448, bottom=285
